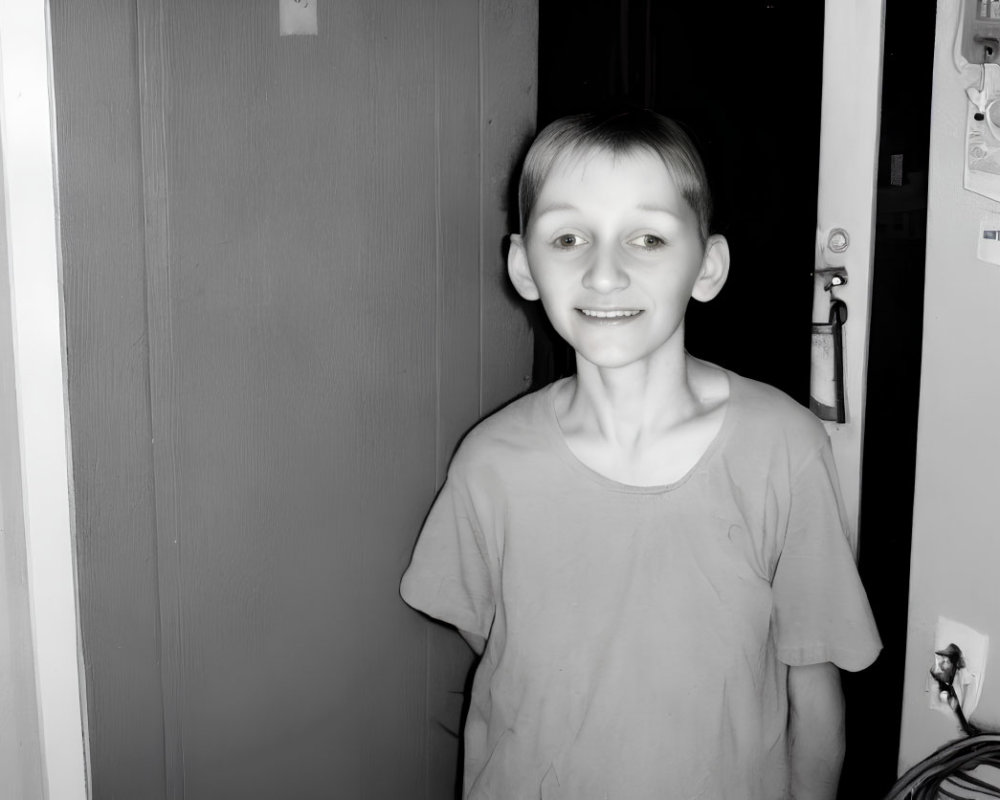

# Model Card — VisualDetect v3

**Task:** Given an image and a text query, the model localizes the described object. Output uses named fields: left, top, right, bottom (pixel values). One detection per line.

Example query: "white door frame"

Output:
left=0, top=1, right=89, bottom=797
left=815, top=1, right=886, bottom=552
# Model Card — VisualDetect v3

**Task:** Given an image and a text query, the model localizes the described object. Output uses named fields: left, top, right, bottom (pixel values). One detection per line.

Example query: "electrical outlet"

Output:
left=928, top=616, right=989, bottom=719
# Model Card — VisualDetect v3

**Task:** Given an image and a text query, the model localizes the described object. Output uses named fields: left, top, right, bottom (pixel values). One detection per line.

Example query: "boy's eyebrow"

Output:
left=635, top=203, right=683, bottom=217
left=533, top=202, right=578, bottom=217
left=534, top=202, right=683, bottom=219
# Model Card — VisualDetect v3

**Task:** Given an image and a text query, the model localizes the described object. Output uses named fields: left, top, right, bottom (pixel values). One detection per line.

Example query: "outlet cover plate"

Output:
left=928, top=616, right=989, bottom=719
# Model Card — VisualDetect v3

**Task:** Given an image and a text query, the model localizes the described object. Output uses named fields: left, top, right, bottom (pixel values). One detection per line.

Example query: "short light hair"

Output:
left=518, top=109, right=713, bottom=243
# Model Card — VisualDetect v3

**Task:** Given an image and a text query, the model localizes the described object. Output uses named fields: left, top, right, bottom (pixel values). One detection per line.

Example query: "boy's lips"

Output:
left=576, top=308, right=643, bottom=320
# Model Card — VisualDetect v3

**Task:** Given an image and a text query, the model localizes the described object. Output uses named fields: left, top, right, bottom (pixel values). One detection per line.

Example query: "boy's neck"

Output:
left=553, top=350, right=730, bottom=486
left=563, top=350, right=716, bottom=442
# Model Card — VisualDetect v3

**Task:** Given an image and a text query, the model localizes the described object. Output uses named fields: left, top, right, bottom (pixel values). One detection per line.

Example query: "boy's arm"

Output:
left=787, top=662, right=845, bottom=800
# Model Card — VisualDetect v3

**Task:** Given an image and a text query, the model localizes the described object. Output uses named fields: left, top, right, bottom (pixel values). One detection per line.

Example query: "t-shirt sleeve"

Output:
left=400, top=470, right=497, bottom=649
left=771, top=442, right=882, bottom=672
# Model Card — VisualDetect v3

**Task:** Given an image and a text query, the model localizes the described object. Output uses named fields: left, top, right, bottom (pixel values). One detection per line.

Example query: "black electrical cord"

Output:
left=883, top=733, right=1000, bottom=799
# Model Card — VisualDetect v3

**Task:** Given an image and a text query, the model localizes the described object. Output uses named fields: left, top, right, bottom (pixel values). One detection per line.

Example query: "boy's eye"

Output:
left=628, top=233, right=667, bottom=249
left=552, top=233, right=586, bottom=249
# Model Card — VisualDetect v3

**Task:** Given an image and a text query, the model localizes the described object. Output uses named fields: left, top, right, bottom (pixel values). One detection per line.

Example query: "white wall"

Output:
left=0, top=2, right=88, bottom=797
left=899, top=0, right=1000, bottom=770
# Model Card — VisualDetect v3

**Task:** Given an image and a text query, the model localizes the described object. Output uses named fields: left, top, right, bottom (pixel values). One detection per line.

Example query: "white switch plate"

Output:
left=928, top=616, right=989, bottom=720
left=279, top=0, right=317, bottom=36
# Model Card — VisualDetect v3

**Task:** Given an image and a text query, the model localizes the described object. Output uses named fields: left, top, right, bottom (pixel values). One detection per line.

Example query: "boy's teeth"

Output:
left=580, top=309, right=640, bottom=318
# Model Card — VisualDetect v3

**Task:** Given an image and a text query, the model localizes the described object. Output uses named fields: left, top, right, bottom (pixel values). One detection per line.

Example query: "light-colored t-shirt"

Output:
left=401, top=370, right=882, bottom=800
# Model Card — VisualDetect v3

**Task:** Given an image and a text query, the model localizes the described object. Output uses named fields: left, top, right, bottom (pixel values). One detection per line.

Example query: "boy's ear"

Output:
left=507, top=234, right=540, bottom=301
left=691, top=234, right=730, bottom=303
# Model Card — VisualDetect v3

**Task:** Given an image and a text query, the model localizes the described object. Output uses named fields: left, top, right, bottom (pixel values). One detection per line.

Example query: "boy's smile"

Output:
left=508, top=147, right=728, bottom=371
left=577, top=308, right=642, bottom=320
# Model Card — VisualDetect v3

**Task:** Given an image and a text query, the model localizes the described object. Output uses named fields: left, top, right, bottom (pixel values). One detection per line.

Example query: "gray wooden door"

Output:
left=51, top=1, right=536, bottom=797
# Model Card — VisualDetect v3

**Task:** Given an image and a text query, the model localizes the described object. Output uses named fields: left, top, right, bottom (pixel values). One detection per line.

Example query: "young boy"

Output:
left=401, top=109, right=881, bottom=800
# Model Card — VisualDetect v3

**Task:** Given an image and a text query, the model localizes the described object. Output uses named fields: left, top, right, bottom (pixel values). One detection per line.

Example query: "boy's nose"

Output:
left=581, top=249, right=630, bottom=293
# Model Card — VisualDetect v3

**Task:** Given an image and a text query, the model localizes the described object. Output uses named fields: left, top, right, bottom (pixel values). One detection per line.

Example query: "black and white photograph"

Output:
left=2, top=1, right=997, bottom=799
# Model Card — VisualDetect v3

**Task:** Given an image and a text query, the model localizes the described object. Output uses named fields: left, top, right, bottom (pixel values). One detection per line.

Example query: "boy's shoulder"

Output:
left=449, top=381, right=561, bottom=468
left=728, top=370, right=829, bottom=452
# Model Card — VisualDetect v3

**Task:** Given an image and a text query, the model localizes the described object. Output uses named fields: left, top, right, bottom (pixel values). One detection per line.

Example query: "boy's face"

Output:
left=508, top=147, right=729, bottom=371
